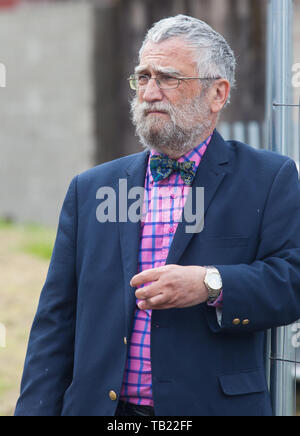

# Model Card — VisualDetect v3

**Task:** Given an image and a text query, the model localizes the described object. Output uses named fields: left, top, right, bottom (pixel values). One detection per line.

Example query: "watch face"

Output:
left=208, top=272, right=222, bottom=290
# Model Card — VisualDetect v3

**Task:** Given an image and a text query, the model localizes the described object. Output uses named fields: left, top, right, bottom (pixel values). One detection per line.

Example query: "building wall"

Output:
left=0, top=1, right=94, bottom=226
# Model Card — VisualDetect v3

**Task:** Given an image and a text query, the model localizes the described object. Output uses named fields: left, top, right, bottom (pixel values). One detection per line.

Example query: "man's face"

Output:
left=131, top=38, right=214, bottom=157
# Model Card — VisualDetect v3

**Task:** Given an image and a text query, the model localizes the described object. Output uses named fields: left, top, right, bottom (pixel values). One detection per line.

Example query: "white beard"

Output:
left=130, top=92, right=213, bottom=156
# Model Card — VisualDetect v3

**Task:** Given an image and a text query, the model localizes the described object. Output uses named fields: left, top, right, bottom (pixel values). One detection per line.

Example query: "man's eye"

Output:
left=137, top=75, right=149, bottom=84
left=160, top=74, right=173, bottom=80
left=159, top=75, right=178, bottom=85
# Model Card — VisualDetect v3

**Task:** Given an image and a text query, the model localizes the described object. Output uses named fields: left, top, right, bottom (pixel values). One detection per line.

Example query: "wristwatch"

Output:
left=204, top=266, right=223, bottom=304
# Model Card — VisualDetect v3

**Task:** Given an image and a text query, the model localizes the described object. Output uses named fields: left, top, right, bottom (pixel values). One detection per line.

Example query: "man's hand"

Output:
left=131, top=265, right=208, bottom=310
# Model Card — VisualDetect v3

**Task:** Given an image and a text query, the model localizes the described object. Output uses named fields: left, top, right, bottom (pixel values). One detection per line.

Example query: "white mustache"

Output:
left=138, top=102, right=172, bottom=117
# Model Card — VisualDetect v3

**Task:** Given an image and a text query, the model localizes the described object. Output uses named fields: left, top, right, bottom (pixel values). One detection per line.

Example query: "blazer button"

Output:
left=109, top=390, right=118, bottom=401
left=124, top=337, right=128, bottom=345
left=232, top=318, right=241, bottom=326
left=242, top=319, right=250, bottom=326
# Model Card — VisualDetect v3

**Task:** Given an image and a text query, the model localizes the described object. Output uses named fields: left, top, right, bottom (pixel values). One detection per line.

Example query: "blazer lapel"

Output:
left=118, top=151, right=149, bottom=337
left=166, top=130, right=230, bottom=266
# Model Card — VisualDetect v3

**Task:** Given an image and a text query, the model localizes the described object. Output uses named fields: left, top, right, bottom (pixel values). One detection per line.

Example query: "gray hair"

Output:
left=139, top=15, right=236, bottom=103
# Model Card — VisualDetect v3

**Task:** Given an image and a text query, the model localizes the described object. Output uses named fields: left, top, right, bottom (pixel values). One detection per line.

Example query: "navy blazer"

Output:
left=15, top=131, right=300, bottom=416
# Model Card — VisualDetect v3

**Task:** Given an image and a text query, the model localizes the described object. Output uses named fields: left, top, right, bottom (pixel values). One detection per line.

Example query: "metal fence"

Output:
left=218, top=120, right=299, bottom=171
left=218, top=121, right=266, bottom=150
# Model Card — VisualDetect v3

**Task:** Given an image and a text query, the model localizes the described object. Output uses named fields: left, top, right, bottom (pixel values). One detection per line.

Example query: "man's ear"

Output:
left=208, top=79, right=231, bottom=113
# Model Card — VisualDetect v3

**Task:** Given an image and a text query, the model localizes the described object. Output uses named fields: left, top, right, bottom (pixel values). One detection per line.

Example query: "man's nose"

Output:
left=142, top=78, right=164, bottom=102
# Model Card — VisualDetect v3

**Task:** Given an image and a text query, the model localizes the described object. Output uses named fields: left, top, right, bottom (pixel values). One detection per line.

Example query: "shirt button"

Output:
left=170, top=193, right=175, bottom=199
left=109, top=390, right=118, bottom=401
left=169, top=227, right=175, bottom=234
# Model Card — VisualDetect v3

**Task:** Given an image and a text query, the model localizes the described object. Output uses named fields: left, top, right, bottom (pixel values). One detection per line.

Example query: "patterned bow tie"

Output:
left=150, top=155, right=196, bottom=186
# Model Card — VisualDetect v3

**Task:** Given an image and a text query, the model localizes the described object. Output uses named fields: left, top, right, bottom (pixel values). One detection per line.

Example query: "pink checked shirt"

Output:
left=120, top=135, right=219, bottom=406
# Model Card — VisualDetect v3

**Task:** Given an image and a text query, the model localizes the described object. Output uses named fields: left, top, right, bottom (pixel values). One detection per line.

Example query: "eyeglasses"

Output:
left=128, top=73, right=221, bottom=91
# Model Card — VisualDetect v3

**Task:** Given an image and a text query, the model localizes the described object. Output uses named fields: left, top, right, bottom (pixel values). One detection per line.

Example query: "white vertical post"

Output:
left=266, top=0, right=296, bottom=416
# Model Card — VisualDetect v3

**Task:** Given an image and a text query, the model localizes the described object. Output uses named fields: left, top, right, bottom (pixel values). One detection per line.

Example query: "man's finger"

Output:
left=138, top=293, right=168, bottom=310
left=130, top=268, right=162, bottom=288
left=135, top=283, right=162, bottom=301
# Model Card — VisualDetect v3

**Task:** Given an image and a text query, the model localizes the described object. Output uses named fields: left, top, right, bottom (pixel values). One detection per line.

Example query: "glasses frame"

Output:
left=128, top=74, right=222, bottom=91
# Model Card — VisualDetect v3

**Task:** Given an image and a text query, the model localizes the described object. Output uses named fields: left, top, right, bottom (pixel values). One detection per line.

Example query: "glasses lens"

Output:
left=128, top=74, right=180, bottom=90
left=129, top=75, right=149, bottom=90
left=129, top=76, right=138, bottom=90
left=158, top=75, right=179, bottom=89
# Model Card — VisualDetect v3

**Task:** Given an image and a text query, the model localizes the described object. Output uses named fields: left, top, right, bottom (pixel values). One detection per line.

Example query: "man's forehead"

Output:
left=137, top=39, right=197, bottom=74
left=135, top=64, right=183, bottom=75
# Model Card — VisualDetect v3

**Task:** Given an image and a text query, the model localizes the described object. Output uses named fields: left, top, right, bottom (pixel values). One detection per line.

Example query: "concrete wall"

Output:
left=0, top=1, right=94, bottom=226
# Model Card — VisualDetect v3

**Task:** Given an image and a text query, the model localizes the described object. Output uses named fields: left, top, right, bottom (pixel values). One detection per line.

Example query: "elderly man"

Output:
left=15, top=15, right=300, bottom=417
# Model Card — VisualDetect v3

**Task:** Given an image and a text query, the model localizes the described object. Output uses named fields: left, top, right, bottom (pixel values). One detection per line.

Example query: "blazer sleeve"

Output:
left=206, top=158, right=300, bottom=334
left=14, top=176, right=78, bottom=416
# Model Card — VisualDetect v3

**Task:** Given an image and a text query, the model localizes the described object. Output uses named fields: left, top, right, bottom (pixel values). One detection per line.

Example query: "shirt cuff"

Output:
left=207, top=290, right=223, bottom=310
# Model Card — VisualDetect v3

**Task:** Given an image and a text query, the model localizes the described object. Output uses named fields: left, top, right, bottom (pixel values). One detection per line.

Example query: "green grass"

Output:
left=22, top=241, right=54, bottom=260
left=0, top=218, right=56, bottom=261
left=20, top=223, right=56, bottom=261
left=0, top=218, right=14, bottom=229
left=0, top=220, right=56, bottom=415
left=0, top=378, right=13, bottom=397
